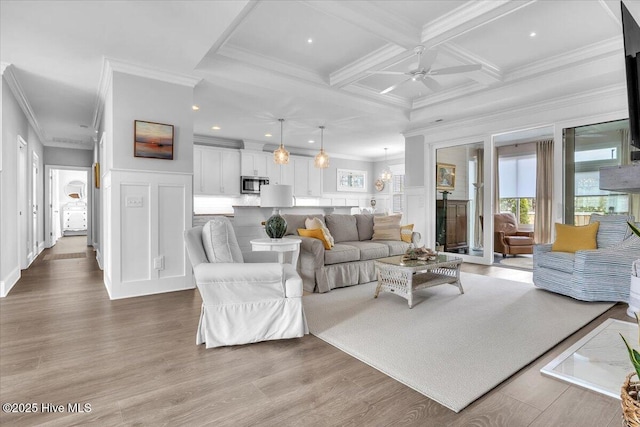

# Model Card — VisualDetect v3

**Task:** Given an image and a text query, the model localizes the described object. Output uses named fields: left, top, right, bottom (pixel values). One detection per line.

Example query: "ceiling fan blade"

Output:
left=421, top=77, right=442, bottom=92
left=419, top=49, right=438, bottom=70
left=381, top=77, right=413, bottom=94
left=366, top=70, right=408, bottom=75
left=429, top=64, right=482, bottom=75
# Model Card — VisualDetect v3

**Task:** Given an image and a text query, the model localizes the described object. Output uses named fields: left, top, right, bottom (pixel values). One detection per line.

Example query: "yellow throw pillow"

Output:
left=372, top=214, right=402, bottom=241
left=551, top=222, right=599, bottom=253
left=400, top=224, right=414, bottom=243
left=305, top=217, right=334, bottom=247
left=298, top=228, right=331, bottom=250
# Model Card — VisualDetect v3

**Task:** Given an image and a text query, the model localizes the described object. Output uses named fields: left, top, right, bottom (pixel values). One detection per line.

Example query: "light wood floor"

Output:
left=0, top=237, right=628, bottom=426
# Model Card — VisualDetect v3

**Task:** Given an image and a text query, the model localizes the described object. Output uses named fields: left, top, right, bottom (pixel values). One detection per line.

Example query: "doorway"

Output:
left=44, top=165, right=92, bottom=249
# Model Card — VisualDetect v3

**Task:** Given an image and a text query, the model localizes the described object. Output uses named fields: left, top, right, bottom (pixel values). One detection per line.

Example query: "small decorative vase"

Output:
left=370, top=198, right=376, bottom=208
left=265, top=210, right=287, bottom=239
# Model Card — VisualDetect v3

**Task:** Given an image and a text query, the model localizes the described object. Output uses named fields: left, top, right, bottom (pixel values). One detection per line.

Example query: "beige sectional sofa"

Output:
left=282, top=213, right=420, bottom=293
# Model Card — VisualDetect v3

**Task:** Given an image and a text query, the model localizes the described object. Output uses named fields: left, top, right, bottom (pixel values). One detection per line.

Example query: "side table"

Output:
left=250, top=237, right=302, bottom=266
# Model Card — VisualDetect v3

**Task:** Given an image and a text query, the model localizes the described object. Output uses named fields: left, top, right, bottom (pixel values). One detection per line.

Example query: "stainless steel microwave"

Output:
left=241, top=176, right=269, bottom=194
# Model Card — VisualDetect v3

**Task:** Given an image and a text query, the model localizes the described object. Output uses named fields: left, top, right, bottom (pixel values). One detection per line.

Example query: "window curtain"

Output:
left=534, top=139, right=553, bottom=243
left=473, top=149, right=484, bottom=248
left=621, top=129, right=640, bottom=220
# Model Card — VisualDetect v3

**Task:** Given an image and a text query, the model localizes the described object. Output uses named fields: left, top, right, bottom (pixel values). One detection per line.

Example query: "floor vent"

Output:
left=43, top=252, right=87, bottom=261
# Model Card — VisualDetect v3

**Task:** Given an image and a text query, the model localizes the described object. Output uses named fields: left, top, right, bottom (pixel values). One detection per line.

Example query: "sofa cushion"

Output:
left=376, top=240, right=410, bottom=256
left=325, top=214, right=359, bottom=243
left=298, top=228, right=331, bottom=250
left=305, top=217, right=334, bottom=247
left=537, top=251, right=575, bottom=274
left=202, top=217, right=244, bottom=263
left=282, top=214, right=323, bottom=236
left=589, top=214, right=634, bottom=248
left=372, top=214, right=402, bottom=241
left=552, top=222, right=599, bottom=253
left=505, top=235, right=534, bottom=246
left=354, top=214, right=374, bottom=241
left=340, top=241, right=389, bottom=261
left=324, top=243, right=360, bottom=265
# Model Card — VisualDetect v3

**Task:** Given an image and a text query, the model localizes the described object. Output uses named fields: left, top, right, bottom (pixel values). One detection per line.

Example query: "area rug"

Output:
left=302, top=273, right=613, bottom=412
left=494, top=254, right=533, bottom=271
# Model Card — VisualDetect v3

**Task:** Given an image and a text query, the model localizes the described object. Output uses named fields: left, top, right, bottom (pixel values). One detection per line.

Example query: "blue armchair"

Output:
left=533, top=214, right=640, bottom=302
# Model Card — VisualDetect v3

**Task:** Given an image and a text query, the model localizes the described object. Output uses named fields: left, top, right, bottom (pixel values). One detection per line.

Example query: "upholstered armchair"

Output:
left=533, top=214, right=640, bottom=302
left=494, top=213, right=535, bottom=257
left=184, top=217, right=308, bottom=348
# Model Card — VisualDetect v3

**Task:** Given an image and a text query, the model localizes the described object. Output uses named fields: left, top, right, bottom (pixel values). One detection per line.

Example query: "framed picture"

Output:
left=94, top=162, right=100, bottom=189
left=436, top=163, right=456, bottom=191
left=134, top=120, right=174, bottom=160
left=337, top=169, right=367, bottom=192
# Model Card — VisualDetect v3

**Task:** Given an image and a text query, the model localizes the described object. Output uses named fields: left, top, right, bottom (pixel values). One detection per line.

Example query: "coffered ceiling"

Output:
left=1, top=1, right=638, bottom=159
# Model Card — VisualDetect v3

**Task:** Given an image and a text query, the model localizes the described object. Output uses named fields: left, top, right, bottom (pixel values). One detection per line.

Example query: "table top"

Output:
left=250, top=237, right=302, bottom=245
left=375, top=254, right=462, bottom=271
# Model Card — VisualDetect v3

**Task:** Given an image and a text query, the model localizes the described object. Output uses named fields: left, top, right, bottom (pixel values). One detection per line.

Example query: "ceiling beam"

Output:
left=302, top=0, right=420, bottom=48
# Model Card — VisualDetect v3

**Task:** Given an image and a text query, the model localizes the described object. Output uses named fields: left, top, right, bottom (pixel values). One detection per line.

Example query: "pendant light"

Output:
left=380, top=148, right=393, bottom=182
left=273, top=118, right=290, bottom=165
left=314, top=126, right=330, bottom=169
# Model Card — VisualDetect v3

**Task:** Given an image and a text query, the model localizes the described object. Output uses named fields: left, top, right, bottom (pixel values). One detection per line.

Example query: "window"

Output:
left=391, top=174, right=404, bottom=213
left=499, top=154, right=536, bottom=226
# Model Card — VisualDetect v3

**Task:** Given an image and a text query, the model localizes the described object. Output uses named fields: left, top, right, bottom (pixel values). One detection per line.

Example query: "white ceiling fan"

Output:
left=368, top=46, right=482, bottom=95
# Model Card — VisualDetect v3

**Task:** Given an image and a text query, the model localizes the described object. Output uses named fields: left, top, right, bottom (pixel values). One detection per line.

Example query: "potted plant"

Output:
left=621, top=313, right=640, bottom=426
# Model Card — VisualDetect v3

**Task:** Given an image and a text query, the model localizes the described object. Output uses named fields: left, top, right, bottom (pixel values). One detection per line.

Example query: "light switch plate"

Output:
left=125, top=196, right=143, bottom=208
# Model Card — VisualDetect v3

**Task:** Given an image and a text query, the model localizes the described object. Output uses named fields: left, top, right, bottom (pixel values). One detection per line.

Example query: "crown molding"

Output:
left=106, top=58, right=202, bottom=87
left=0, top=62, right=10, bottom=75
left=217, top=44, right=326, bottom=85
left=421, top=1, right=536, bottom=48
left=330, top=43, right=407, bottom=88
left=598, top=0, right=621, bottom=27
left=194, top=134, right=242, bottom=149
left=404, top=83, right=626, bottom=138
left=506, top=37, right=622, bottom=82
left=91, top=57, right=113, bottom=131
left=2, top=64, right=48, bottom=144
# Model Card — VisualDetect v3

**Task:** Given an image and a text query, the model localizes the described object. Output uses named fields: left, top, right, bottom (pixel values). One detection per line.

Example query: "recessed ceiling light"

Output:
left=529, top=31, right=537, bottom=37
left=307, top=38, right=313, bottom=44
left=211, top=126, right=221, bottom=130
left=192, top=105, right=200, bottom=111
left=265, top=133, right=272, bottom=137
left=308, top=139, right=315, bottom=144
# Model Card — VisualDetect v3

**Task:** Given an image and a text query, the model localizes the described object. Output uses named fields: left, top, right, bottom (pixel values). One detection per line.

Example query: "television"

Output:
left=621, top=2, right=640, bottom=159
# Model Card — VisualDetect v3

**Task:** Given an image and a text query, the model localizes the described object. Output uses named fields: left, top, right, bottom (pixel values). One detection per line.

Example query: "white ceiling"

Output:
left=1, top=0, right=638, bottom=160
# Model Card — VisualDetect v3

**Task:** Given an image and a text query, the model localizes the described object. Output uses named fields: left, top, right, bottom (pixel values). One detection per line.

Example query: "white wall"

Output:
left=0, top=76, right=45, bottom=297
left=100, top=69, right=195, bottom=299
left=44, top=147, right=93, bottom=167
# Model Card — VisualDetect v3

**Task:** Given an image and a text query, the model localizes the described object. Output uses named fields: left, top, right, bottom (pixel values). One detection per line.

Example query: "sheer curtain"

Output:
left=534, top=139, right=553, bottom=243
left=473, top=149, right=484, bottom=248
left=621, top=129, right=640, bottom=220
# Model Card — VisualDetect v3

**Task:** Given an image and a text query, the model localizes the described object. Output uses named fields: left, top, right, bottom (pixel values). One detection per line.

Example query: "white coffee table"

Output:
left=250, top=237, right=302, bottom=265
left=374, top=254, right=464, bottom=308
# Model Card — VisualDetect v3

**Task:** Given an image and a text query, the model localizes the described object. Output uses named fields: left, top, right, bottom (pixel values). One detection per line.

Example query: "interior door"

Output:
left=17, top=137, right=28, bottom=269
left=32, top=151, right=39, bottom=260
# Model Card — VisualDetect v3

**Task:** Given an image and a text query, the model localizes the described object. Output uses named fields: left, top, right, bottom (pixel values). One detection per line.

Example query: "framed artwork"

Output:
left=337, top=169, right=367, bottom=192
left=134, top=120, right=174, bottom=160
left=436, top=163, right=456, bottom=191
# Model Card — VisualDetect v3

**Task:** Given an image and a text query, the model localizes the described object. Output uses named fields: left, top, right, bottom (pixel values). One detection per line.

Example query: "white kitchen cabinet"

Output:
left=241, top=151, right=269, bottom=177
left=194, top=145, right=240, bottom=195
left=292, top=157, right=322, bottom=197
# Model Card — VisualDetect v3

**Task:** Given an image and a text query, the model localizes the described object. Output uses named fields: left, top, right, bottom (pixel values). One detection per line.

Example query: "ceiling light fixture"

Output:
left=265, top=133, right=272, bottom=137
left=380, top=148, right=393, bottom=182
left=273, top=118, right=290, bottom=165
left=529, top=31, right=537, bottom=37
left=307, top=38, right=313, bottom=44
left=192, top=105, right=200, bottom=111
left=308, top=139, right=315, bottom=144
left=211, top=126, right=221, bottom=130
left=314, top=126, right=329, bottom=169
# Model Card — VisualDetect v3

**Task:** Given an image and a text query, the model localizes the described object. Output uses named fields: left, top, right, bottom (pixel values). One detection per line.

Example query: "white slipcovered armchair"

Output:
left=184, top=217, right=308, bottom=348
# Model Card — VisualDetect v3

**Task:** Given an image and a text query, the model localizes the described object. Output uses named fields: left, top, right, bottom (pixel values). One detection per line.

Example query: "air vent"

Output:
left=52, top=137, right=85, bottom=145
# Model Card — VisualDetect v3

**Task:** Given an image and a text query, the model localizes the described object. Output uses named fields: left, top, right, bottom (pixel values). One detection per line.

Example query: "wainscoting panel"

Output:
left=405, top=187, right=426, bottom=241
left=158, top=184, right=187, bottom=279
left=120, top=183, right=151, bottom=283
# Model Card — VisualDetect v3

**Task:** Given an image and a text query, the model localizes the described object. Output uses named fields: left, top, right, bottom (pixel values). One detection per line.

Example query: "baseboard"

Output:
left=0, top=265, right=21, bottom=297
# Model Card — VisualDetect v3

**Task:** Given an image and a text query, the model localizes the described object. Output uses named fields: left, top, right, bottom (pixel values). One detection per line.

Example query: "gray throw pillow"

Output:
left=354, top=214, right=374, bottom=241
left=325, top=214, right=359, bottom=243
left=202, top=217, right=244, bottom=263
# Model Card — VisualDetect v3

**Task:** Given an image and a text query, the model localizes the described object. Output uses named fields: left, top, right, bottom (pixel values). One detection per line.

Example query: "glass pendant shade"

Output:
left=274, top=118, right=290, bottom=165
left=380, top=148, right=392, bottom=182
left=314, top=126, right=329, bottom=168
